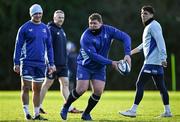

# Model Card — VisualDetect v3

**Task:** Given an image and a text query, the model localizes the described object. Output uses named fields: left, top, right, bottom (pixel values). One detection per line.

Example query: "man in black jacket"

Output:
left=40, top=10, right=82, bottom=114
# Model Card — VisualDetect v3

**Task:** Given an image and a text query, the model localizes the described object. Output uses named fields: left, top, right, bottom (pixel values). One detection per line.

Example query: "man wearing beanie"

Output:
left=119, top=5, right=172, bottom=118
left=13, top=4, right=55, bottom=120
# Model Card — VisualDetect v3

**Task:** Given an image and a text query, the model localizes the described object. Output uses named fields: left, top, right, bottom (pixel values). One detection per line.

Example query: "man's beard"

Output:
left=90, top=28, right=102, bottom=35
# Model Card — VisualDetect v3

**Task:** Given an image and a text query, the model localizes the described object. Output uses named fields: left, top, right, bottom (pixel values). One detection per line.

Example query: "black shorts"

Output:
left=46, top=65, right=68, bottom=80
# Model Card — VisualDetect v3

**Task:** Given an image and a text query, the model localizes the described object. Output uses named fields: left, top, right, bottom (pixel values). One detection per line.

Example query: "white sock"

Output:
left=23, top=105, right=30, bottom=115
left=68, top=106, right=74, bottom=111
left=34, top=107, right=40, bottom=117
left=40, top=104, right=42, bottom=108
left=164, top=105, right=171, bottom=113
left=130, top=104, right=138, bottom=112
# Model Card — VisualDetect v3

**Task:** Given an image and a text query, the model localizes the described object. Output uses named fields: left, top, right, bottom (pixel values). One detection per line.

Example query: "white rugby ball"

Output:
left=117, top=60, right=131, bottom=75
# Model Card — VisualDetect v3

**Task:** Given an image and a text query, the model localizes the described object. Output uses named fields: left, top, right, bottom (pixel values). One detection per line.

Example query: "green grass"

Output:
left=0, top=91, right=180, bottom=122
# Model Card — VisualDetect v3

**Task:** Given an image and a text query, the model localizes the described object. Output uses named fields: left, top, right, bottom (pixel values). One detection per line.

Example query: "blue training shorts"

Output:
left=76, top=65, right=106, bottom=81
left=20, top=65, right=46, bottom=82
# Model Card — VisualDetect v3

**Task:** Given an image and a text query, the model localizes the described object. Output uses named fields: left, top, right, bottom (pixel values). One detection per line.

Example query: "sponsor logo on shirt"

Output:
left=104, top=34, right=107, bottom=38
left=42, top=29, right=46, bottom=33
left=93, top=39, right=96, bottom=43
left=28, top=28, right=33, bottom=32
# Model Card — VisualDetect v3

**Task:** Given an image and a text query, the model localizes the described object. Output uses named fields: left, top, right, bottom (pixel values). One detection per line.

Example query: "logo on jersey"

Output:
left=63, top=32, right=66, bottom=37
left=92, top=39, right=96, bottom=43
left=57, top=32, right=60, bottom=35
left=104, top=34, right=107, bottom=38
left=42, top=29, right=46, bottom=33
left=28, top=28, right=33, bottom=32
left=81, top=49, right=89, bottom=65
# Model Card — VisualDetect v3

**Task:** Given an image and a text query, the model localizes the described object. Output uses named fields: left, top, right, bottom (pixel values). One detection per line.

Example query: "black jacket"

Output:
left=48, top=21, right=67, bottom=66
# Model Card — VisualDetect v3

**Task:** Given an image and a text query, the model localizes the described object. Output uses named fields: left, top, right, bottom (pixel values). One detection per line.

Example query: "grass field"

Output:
left=0, top=91, right=180, bottom=122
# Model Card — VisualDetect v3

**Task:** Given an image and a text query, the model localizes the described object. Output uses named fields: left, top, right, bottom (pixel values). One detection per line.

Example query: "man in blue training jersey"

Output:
left=40, top=10, right=82, bottom=114
left=60, top=13, right=131, bottom=120
left=119, top=5, right=172, bottom=117
left=13, top=4, right=55, bottom=120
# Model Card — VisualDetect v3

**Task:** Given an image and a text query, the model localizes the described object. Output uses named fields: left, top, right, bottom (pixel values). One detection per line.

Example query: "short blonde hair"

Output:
left=54, top=10, right=64, bottom=15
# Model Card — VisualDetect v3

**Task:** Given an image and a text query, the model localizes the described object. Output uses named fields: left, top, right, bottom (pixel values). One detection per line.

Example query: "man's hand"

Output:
left=162, top=61, right=167, bottom=68
left=48, top=65, right=56, bottom=75
left=124, top=55, right=131, bottom=67
left=13, top=65, right=20, bottom=74
left=112, top=61, right=119, bottom=70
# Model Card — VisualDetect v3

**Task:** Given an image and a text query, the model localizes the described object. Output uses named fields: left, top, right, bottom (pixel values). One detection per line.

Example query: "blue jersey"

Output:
left=77, top=24, right=131, bottom=70
left=13, top=20, right=54, bottom=67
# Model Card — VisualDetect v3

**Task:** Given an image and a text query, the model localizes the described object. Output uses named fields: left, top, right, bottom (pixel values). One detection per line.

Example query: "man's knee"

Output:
left=32, top=82, right=42, bottom=93
left=59, top=77, right=69, bottom=87
left=43, top=79, right=54, bottom=89
left=93, top=89, right=103, bottom=96
left=76, top=87, right=87, bottom=95
left=21, top=85, right=31, bottom=92
left=76, top=84, right=89, bottom=95
left=93, top=85, right=104, bottom=96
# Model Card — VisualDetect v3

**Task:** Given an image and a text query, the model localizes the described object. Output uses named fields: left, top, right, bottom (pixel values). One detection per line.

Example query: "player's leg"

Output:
left=20, top=65, right=33, bottom=120
left=60, top=79, right=89, bottom=120
left=60, top=65, right=85, bottom=113
left=134, top=73, right=150, bottom=106
left=40, top=77, right=54, bottom=114
left=59, top=76, right=83, bottom=113
left=32, top=66, right=47, bottom=120
left=21, top=78, right=32, bottom=120
left=60, top=65, right=90, bottom=120
left=32, top=82, right=42, bottom=116
left=81, top=68, right=106, bottom=120
left=59, top=77, right=69, bottom=102
left=82, top=79, right=105, bottom=120
left=56, top=66, right=69, bottom=102
left=152, top=74, right=172, bottom=117
left=120, top=70, right=151, bottom=117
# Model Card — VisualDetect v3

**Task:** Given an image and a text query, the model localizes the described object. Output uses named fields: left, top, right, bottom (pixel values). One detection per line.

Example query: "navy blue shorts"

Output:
left=76, top=65, right=106, bottom=81
left=141, top=64, right=164, bottom=75
left=47, top=65, right=68, bottom=80
left=20, top=65, right=46, bottom=82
